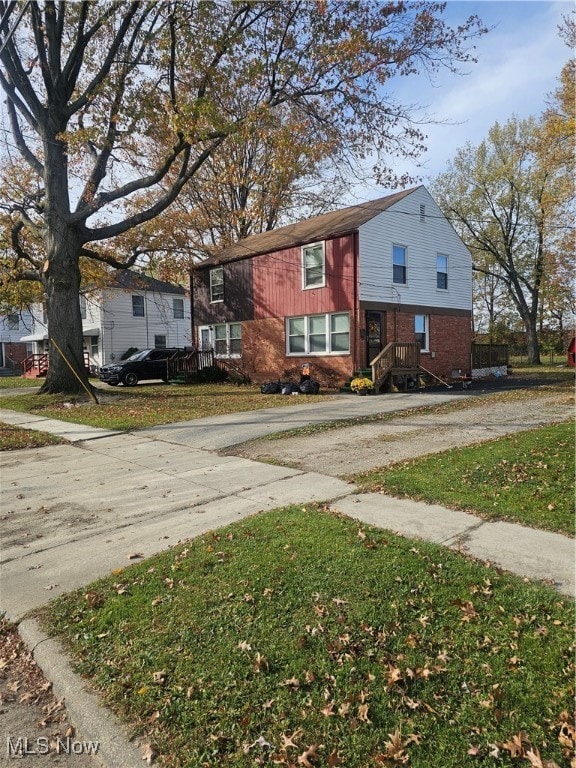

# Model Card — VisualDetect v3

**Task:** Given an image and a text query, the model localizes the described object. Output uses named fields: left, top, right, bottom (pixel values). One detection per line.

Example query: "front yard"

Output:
left=41, top=506, right=575, bottom=768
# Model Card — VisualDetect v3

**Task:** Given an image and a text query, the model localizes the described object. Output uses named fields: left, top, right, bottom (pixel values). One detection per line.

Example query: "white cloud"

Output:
left=365, top=0, right=571, bottom=188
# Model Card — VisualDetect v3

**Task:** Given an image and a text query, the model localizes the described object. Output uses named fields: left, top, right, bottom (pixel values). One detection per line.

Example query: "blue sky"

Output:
left=360, top=0, right=572, bottom=193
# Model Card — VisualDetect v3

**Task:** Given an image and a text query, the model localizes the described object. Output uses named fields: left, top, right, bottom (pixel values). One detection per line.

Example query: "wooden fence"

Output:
left=471, top=343, right=508, bottom=368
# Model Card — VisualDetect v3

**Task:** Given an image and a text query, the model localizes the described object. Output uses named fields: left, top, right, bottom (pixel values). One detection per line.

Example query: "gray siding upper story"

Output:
left=0, top=310, right=36, bottom=342
left=358, top=186, right=472, bottom=311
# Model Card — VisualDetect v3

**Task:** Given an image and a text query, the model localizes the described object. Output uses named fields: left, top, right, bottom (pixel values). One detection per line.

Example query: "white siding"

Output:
left=0, top=309, right=37, bottom=343
left=97, top=288, right=192, bottom=363
left=26, top=289, right=191, bottom=366
left=358, top=186, right=472, bottom=310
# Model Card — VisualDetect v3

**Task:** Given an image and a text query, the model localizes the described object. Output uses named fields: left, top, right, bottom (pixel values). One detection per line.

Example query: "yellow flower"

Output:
left=350, top=377, right=373, bottom=392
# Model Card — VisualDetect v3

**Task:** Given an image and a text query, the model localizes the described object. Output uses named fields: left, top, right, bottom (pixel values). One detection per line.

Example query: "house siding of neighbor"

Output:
left=0, top=310, right=35, bottom=369
left=16, top=272, right=191, bottom=372
left=193, top=186, right=472, bottom=387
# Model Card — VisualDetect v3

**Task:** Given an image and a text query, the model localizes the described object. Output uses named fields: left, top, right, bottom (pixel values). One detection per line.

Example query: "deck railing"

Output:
left=370, top=342, right=421, bottom=392
left=167, top=349, right=224, bottom=382
left=22, top=351, right=91, bottom=378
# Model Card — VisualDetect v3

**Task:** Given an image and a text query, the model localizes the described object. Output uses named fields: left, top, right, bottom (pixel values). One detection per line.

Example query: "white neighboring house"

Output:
left=0, top=309, right=36, bottom=370
left=16, top=272, right=191, bottom=373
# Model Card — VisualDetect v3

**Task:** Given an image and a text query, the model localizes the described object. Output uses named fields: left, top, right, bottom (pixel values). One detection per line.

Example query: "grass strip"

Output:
left=352, top=421, right=575, bottom=535
left=0, top=383, right=331, bottom=431
left=0, top=423, right=64, bottom=450
left=41, top=506, right=574, bottom=768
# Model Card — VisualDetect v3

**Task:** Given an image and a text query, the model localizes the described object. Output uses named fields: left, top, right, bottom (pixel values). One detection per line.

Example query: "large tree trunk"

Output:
left=39, top=232, right=92, bottom=395
left=525, top=319, right=541, bottom=365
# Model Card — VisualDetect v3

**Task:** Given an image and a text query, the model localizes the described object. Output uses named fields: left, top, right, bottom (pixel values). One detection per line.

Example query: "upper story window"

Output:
left=7, top=313, right=19, bottom=330
left=173, top=297, right=184, bottom=319
left=79, top=295, right=87, bottom=319
left=132, top=295, right=145, bottom=317
left=302, top=242, right=325, bottom=289
left=210, top=267, right=224, bottom=302
left=437, top=254, right=448, bottom=290
left=393, top=244, right=407, bottom=284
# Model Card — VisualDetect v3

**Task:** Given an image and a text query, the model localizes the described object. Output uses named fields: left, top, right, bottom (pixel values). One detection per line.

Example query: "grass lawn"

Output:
left=41, top=506, right=574, bottom=768
left=352, top=421, right=575, bottom=536
left=0, top=423, right=65, bottom=450
left=0, top=382, right=333, bottom=431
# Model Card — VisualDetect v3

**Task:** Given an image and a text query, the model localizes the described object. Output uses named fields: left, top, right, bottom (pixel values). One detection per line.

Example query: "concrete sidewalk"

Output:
left=1, top=399, right=574, bottom=768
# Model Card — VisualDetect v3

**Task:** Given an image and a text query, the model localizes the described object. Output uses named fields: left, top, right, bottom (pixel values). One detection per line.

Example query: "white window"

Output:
left=393, top=244, right=407, bottom=285
left=132, top=295, right=145, bottom=317
left=302, top=242, right=325, bottom=289
left=415, top=315, right=429, bottom=352
left=210, top=267, right=224, bottom=302
left=154, top=335, right=167, bottom=348
left=287, top=312, right=349, bottom=355
left=173, top=298, right=184, bottom=319
left=201, top=323, right=241, bottom=357
left=437, top=255, right=448, bottom=290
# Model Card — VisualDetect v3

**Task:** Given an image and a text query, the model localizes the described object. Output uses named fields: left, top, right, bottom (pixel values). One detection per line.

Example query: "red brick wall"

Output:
left=241, top=318, right=353, bottom=389
left=2, top=342, right=28, bottom=368
left=387, top=309, right=472, bottom=379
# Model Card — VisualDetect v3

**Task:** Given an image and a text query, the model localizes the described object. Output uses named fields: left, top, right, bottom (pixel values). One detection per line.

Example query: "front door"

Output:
left=366, top=311, right=384, bottom=366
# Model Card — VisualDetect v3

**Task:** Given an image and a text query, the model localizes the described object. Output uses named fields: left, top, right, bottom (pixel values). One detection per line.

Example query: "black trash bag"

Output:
left=281, top=382, right=292, bottom=395
left=299, top=379, right=320, bottom=394
left=260, top=381, right=281, bottom=394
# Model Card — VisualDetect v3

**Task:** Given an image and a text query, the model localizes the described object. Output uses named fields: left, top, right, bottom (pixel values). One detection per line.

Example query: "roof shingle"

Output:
left=198, top=187, right=420, bottom=267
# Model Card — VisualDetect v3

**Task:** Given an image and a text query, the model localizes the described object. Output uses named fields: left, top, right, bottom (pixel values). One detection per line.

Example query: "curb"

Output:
left=18, top=620, right=145, bottom=768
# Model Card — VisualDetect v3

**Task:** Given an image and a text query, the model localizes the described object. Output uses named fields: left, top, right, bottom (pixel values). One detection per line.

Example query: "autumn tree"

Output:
left=0, top=0, right=486, bottom=394
left=534, top=13, right=575, bottom=343
left=432, top=115, right=572, bottom=364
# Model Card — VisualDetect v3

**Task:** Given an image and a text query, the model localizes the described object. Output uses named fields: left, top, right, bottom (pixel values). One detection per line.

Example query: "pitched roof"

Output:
left=111, top=270, right=187, bottom=295
left=198, top=186, right=421, bottom=267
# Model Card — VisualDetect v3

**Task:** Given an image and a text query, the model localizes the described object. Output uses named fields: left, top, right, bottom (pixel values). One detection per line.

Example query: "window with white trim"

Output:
left=212, top=323, right=241, bottom=357
left=132, top=295, right=145, bottom=317
left=173, top=297, right=184, bottom=319
left=154, top=335, right=167, bottom=348
left=287, top=312, right=350, bottom=355
left=393, top=244, right=407, bottom=284
left=302, top=242, right=325, bottom=289
left=210, top=267, right=224, bottom=302
left=437, top=254, right=448, bottom=290
left=7, top=313, right=19, bottom=330
left=415, top=315, right=429, bottom=352
left=79, top=295, right=87, bottom=319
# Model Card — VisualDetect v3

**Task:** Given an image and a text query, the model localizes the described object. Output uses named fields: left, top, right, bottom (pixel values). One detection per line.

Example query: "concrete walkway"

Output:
left=1, top=395, right=574, bottom=768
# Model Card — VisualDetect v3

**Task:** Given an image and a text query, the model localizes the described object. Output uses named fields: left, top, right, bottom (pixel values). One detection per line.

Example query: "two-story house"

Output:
left=16, top=272, right=191, bottom=375
left=193, top=186, right=473, bottom=390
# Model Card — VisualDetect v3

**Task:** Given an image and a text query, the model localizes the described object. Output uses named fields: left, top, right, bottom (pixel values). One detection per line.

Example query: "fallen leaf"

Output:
left=298, top=744, right=319, bottom=767
left=142, top=743, right=156, bottom=765
left=127, top=552, right=144, bottom=560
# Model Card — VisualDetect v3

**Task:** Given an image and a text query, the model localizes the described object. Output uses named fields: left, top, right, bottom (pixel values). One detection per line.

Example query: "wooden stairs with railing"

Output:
left=370, top=341, right=422, bottom=393
left=341, top=342, right=423, bottom=394
left=22, top=352, right=91, bottom=379
left=22, top=353, right=50, bottom=378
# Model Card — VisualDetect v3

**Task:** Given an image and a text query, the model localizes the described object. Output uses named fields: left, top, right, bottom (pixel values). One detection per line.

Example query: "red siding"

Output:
left=253, top=235, right=356, bottom=319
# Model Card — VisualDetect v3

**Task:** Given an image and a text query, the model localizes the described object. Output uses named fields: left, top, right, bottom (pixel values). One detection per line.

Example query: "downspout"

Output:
left=353, top=231, right=359, bottom=373
left=189, top=268, right=195, bottom=348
